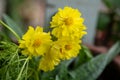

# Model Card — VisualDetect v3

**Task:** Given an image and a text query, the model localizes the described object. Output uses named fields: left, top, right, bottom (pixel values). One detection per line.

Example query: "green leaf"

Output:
left=55, top=75, right=60, bottom=80
left=0, top=31, right=10, bottom=41
left=74, top=45, right=93, bottom=68
left=3, top=14, right=23, bottom=37
left=0, top=41, right=19, bottom=80
left=97, top=13, right=110, bottom=30
left=0, top=41, right=18, bottom=60
left=0, top=41, right=31, bottom=80
left=82, top=45, right=93, bottom=59
left=57, top=62, right=69, bottom=80
left=69, top=41, right=120, bottom=80
left=103, top=0, right=120, bottom=8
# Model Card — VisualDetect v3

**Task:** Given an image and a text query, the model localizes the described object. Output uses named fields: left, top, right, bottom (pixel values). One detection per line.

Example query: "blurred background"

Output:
left=0, top=0, right=120, bottom=80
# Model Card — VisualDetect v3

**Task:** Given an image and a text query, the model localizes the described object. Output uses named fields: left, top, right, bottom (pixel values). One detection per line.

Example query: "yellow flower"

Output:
left=19, top=26, right=52, bottom=56
left=39, top=46, right=60, bottom=71
left=39, top=58, right=55, bottom=72
left=50, top=6, right=87, bottom=39
left=39, top=38, right=81, bottom=71
left=52, top=38, right=81, bottom=60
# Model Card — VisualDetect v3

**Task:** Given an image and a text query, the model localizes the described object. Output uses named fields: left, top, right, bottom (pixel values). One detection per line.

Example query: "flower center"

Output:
left=65, top=45, right=72, bottom=50
left=64, top=18, right=73, bottom=26
left=33, top=39, right=41, bottom=47
left=60, top=48, right=63, bottom=53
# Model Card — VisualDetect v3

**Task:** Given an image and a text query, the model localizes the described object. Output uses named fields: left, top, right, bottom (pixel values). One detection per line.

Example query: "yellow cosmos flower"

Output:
left=39, top=46, right=60, bottom=71
left=39, top=37, right=81, bottom=71
left=52, top=38, right=81, bottom=60
left=39, top=58, right=55, bottom=72
left=19, top=26, right=52, bottom=56
left=50, top=6, right=87, bottom=39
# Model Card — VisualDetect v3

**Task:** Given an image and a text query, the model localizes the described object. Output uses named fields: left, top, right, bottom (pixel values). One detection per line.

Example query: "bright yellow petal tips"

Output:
left=19, top=26, right=52, bottom=56
left=50, top=6, right=87, bottom=39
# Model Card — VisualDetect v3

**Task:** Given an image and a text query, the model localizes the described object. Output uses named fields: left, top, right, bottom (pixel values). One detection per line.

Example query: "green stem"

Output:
left=0, top=20, right=20, bottom=40
left=8, top=48, right=19, bottom=64
left=25, top=59, right=29, bottom=80
left=16, top=57, right=30, bottom=80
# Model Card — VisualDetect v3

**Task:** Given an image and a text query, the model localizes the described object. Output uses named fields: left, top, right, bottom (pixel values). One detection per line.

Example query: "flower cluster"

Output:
left=19, top=6, right=87, bottom=71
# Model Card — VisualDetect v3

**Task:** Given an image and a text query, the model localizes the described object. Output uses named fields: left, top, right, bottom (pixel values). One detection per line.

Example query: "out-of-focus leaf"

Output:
left=0, top=31, right=10, bottom=41
left=3, top=15, right=23, bottom=37
left=55, top=75, right=60, bottom=80
left=69, top=41, right=120, bottom=80
left=103, top=0, right=120, bottom=8
left=57, top=62, right=69, bottom=80
left=97, top=13, right=110, bottom=30
left=74, top=45, right=93, bottom=68
left=82, top=45, right=93, bottom=58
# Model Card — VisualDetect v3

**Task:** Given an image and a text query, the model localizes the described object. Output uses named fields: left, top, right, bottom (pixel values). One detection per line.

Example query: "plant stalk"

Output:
left=0, top=20, right=20, bottom=40
left=16, top=57, right=30, bottom=80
